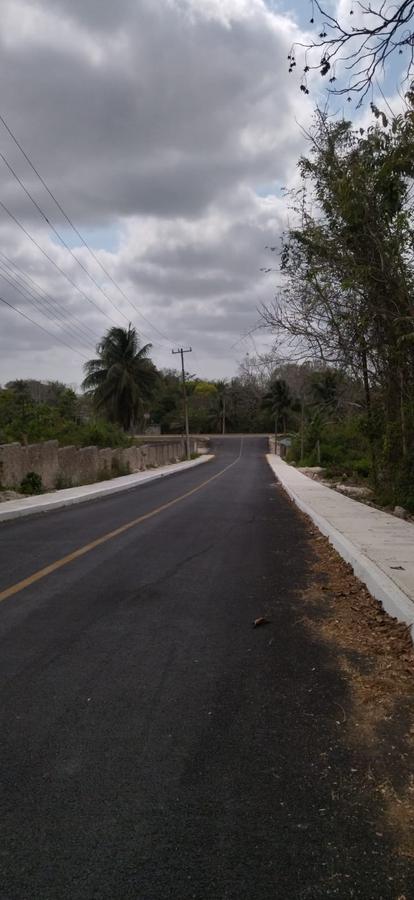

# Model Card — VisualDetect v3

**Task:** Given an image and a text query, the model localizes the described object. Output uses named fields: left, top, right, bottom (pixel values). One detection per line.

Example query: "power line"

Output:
left=0, top=252, right=100, bottom=344
left=0, top=163, right=169, bottom=350
left=0, top=293, right=88, bottom=359
left=189, top=346, right=202, bottom=377
left=0, top=262, right=96, bottom=351
left=0, top=262, right=176, bottom=367
left=172, top=347, right=192, bottom=459
left=0, top=150, right=161, bottom=344
left=229, top=324, right=263, bottom=351
left=0, top=247, right=171, bottom=361
left=0, top=111, right=174, bottom=346
left=0, top=113, right=263, bottom=359
left=0, top=264, right=87, bottom=348
left=0, top=196, right=121, bottom=327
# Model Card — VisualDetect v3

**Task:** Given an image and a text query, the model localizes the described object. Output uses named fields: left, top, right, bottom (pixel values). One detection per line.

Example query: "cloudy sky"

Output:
left=0, top=0, right=386, bottom=387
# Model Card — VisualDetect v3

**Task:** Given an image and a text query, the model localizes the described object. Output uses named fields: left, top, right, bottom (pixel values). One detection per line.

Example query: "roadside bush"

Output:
left=79, top=421, right=133, bottom=449
left=393, top=452, right=414, bottom=513
left=0, top=387, right=133, bottom=449
left=351, top=457, right=371, bottom=479
left=54, top=474, right=73, bottom=490
left=94, top=467, right=110, bottom=482
left=110, top=459, right=130, bottom=478
left=20, top=471, right=43, bottom=495
left=289, top=417, right=371, bottom=480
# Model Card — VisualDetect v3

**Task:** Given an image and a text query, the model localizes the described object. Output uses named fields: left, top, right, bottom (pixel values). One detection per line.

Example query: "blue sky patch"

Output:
left=51, top=225, right=120, bottom=254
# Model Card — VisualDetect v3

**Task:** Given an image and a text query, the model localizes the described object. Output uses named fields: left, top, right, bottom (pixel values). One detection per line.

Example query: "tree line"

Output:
left=261, top=92, right=414, bottom=511
left=0, top=333, right=372, bottom=484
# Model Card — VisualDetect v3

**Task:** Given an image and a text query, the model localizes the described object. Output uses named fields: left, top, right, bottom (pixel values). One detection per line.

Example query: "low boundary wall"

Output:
left=0, top=438, right=200, bottom=491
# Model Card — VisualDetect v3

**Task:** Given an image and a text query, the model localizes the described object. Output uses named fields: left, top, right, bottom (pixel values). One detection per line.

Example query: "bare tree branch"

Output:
left=291, top=1, right=414, bottom=101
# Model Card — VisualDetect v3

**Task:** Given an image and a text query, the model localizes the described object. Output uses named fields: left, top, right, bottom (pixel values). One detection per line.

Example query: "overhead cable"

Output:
left=0, top=293, right=88, bottom=359
left=0, top=112, right=174, bottom=346
left=0, top=197, right=121, bottom=327
left=0, top=262, right=95, bottom=351
left=0, top=253, right=100, bottom=344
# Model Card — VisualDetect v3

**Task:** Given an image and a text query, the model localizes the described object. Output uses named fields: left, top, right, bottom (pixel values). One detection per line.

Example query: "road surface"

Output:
left=0, top=437, right=412, bottom=898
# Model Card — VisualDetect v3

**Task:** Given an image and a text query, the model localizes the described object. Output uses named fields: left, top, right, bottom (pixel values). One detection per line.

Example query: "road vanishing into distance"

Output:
left=1, top=437, right=413, bottom=899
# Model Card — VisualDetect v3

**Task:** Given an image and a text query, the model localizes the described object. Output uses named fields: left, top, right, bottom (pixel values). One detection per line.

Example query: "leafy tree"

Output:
left=5, top=379, right=30, bottom=397
left=214, top=380, right=228, bottom=434
left=225, top=377, right=268, bottom=433
left=82, top=325, right=158, bottom=432
left=151, top=369, right=183, bottom=433
left=262, top=103, right=414, bottom=503
left=263, top=378, right=292, bottom=434
left=186, top=382, right=216, bottom=433
left=190, top=381, right=229, bottom=434
left=0, top=382, right=132, bottom=448
left=192, top=381, right=217, bottom=397
left=310, top=369, right=345, bottom=417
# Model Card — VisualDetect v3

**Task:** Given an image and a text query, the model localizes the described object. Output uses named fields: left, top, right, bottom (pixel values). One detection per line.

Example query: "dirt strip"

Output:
left=297, top=499, right=414, bottom=864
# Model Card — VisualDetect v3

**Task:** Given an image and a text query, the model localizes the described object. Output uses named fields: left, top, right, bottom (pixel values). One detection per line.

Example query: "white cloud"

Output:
left=0, top=0, right=312, bottom=384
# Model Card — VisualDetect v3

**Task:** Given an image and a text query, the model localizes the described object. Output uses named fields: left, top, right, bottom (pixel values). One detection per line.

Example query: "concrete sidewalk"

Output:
left=0, top=455, right=214, bottom=523
left=267, top=454, right=414, bottom=627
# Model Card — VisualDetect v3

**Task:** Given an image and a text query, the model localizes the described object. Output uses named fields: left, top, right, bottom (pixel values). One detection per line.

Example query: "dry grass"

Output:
left=300, top=520, right=414, bottom=858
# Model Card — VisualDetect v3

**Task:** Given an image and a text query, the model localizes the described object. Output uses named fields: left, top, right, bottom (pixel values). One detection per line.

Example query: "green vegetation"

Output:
left=82, top=325, right=158, bottom=431
left=0, top=380, right=133, bottom=448
left=2, top=158, right=414, bottom=520
left=54, top=473, right=74, bottom=490
left=20, top=471, right=43, bottom=495
left=263, top=379, right=292, bottom=435
left=93, top=459, right=131, bottom=483
left=262, top=98, right=414, bottom=512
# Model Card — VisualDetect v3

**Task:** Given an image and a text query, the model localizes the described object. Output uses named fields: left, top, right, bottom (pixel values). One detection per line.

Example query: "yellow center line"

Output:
left=0, top=448, right=242, bottom=605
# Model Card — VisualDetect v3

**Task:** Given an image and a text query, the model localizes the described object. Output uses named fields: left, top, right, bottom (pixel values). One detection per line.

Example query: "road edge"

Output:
left=266, top=454, right=414, bottom=630
left=0, top=455, right=214, bottom=523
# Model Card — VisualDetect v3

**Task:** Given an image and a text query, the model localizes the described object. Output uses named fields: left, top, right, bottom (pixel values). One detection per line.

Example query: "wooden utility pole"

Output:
left=316, top=439, right=321, bottom=465
left=172, top=347, right=192, bottom=460
left=300, top=396, right=305, bottom=463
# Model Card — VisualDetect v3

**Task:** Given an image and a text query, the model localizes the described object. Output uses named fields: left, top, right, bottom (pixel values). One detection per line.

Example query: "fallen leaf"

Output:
left=253, top=616, right=270, bottom=628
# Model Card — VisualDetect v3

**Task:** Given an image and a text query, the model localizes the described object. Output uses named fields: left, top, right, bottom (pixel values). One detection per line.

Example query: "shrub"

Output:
left=95, top=467, right=115, bottom=482
left=110, top=459, right=130, bottom=478
left=20, top=471, right=43, bottom=495
left=393, top=451, right=414, bottom=513
left=289, top=416, right=372, bottom=481
left=351, top=457, right=371, bottom=479
left=79, top=421, right=133, bottom=449
left=54, top=474, right=74, bottom=490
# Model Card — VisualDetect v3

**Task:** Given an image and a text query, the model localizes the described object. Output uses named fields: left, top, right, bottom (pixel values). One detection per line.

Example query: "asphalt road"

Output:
left=0, top=437, right=412, bottom=899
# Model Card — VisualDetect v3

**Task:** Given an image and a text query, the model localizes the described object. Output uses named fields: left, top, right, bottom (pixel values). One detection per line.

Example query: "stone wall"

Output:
left=0, top=440, right=59, bottom=490
left=0, top=437, right=197, bottom=491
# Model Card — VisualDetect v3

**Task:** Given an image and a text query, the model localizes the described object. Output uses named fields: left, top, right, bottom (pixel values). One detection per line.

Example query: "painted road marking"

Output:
left=0, top=444, right=243, bottom=605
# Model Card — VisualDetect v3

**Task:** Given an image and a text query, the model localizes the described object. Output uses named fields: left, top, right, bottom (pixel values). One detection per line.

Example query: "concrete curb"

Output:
left=266, top=454, right=414, bottom=629
left=0, top=455, right=214, bottom=523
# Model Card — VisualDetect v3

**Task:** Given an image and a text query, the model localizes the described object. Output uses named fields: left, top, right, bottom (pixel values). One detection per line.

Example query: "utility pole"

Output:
left=316, top=438, right=321, bottom=465
left=172, top=347, right=192, bottom=460
left=300, top=396, right=305, bottom=464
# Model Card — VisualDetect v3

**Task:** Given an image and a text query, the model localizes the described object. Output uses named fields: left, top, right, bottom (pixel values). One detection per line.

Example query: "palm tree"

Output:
left=263, top=378, right=292, bottom=438
left=82, top=325, right=158, bottom=431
